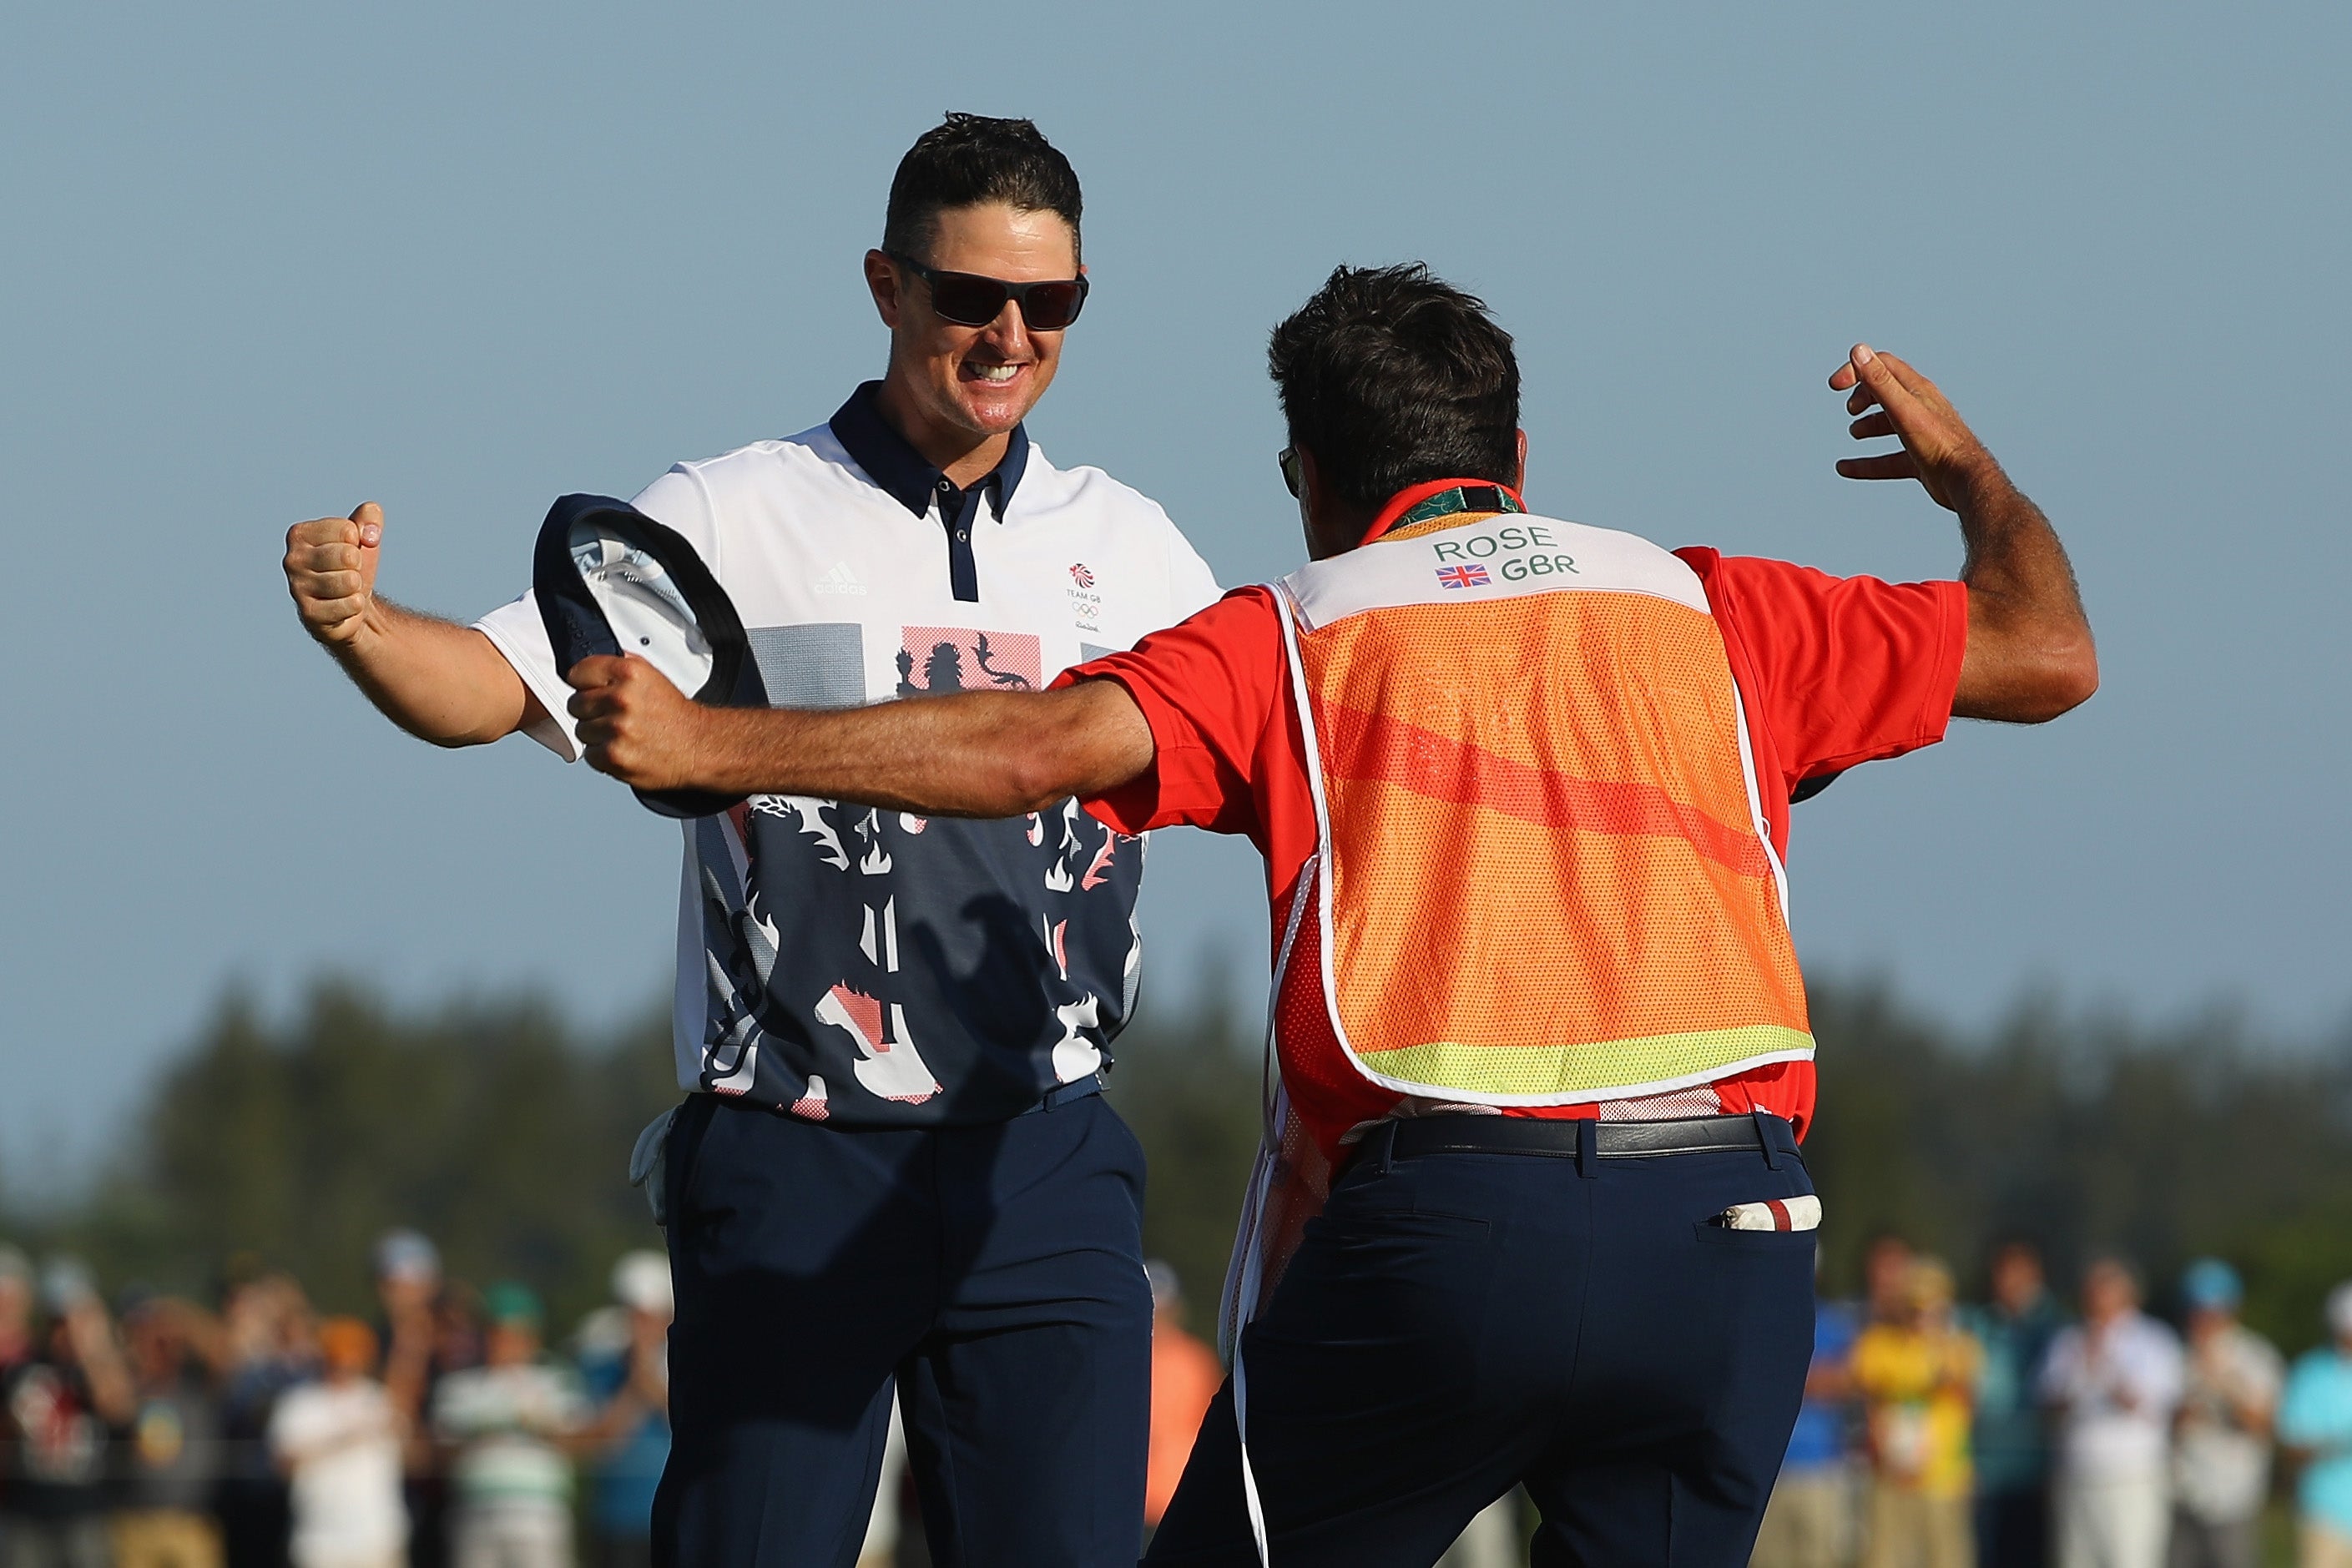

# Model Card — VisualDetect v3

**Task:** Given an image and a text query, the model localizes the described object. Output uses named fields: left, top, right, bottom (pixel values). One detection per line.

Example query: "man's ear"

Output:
left=1295, top=445, right=1370, bottom=560
left=1293, top=444, right=1335, bottom=561
left=864, top=250, right=902, bottom=327
left=1514, top=429, right=1528, bottom=493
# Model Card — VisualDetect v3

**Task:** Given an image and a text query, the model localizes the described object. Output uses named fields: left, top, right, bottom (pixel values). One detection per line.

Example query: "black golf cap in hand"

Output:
left=533, top=494, right=770, bottom=819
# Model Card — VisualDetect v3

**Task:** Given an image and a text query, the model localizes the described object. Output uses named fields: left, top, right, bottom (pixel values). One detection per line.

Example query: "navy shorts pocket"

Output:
left=665, top=1094, right=729, bottom=1233
left=1692, top=1219, right=1820, bottom=1249
left=1249, top=1209, right=1502, bottom=1390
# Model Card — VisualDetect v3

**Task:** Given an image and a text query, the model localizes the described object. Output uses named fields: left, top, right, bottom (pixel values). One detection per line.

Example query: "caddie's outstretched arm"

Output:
left=566, top=658, right=1153, bottom=818
left=283, top=502, right=546, bottom=746
left=1830, top=345, right=2098, bottom=723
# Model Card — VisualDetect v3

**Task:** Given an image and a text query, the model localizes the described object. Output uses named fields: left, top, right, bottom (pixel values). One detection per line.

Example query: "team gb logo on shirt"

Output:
left=1067, top=562, right=1102, bottom=633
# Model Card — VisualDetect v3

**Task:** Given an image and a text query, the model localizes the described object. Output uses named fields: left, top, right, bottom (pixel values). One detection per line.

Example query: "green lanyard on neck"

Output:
left=1393, top=484, right=1524, bottom=532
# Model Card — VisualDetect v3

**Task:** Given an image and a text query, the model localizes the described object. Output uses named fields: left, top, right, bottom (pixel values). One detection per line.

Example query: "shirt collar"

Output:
left=829, top=380, right=1030, bottom=521
left=1360, top=476, right=1526, bottom=545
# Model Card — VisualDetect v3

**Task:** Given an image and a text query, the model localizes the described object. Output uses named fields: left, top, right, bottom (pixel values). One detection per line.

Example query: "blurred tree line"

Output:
left=15, top=983, right=679, bottom=1328
left=7, top=971, right=2351, bottom=1354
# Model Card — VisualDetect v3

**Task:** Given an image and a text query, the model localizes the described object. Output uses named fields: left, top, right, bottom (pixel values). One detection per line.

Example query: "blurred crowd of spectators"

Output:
left=0, top=1233, right=673, bottom=1568
left=41, top=1223, right=2352, bottom=1568
left=1754, top=1239, right=2352, bottom=1568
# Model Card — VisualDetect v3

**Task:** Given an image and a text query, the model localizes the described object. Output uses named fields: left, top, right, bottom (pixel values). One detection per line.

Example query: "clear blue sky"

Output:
left=4, top=3, right=2346, bottom=1190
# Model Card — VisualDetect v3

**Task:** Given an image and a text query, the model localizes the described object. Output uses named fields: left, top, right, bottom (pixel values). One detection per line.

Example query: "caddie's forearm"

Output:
left=332, top=601, right=532, bottom=748
left=1951, top=461, right=2099, bottom=722
left=694, top=684, right=1148, bottom=819
left=1953, top=461, right=2071, bottom=608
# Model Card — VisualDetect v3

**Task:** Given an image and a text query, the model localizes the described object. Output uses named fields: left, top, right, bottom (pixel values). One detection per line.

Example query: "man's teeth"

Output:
left=972, top=365, right=1022, bottom=383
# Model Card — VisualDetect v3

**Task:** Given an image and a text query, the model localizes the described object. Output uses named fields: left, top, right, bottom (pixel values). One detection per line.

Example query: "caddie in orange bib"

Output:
left=1275, top=492, right=1813, bottom=1110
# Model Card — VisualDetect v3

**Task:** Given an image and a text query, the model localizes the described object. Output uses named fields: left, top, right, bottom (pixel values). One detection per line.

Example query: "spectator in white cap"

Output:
left=2279, top=1283, right=2352, bottom=1568
left=2168, top=1258, right=2281, bottom=1568
left=578, top=1253, right=672, bottom=1568
left=2042, top=1257, right=2183, bottom=1568
left=370, top=1229, right=445, bottom=1565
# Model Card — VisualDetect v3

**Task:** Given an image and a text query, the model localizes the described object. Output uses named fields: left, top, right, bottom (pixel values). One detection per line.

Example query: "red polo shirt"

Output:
left=1063, top=536, right=1966, bottom=1150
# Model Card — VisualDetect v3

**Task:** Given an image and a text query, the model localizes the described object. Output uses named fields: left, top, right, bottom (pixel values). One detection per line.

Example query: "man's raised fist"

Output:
left=284, top=502, right=384, bottom=649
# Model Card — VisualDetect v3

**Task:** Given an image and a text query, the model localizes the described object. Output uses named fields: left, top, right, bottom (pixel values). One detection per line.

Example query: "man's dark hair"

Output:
left=882, top=113, right=1083, bottom=265
left=1267, top=264, right=1519, bottom=513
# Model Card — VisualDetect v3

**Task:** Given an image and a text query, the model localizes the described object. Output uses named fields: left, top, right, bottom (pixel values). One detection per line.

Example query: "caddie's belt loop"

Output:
left=1754, top=1109, right=1782, bottom=1170
left=1577, top=1118, right=1598, bottom=1179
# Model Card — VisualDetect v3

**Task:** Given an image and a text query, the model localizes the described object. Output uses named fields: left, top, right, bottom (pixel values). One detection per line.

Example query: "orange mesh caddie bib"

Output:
left=1272, top=510, right=1814, bottom=1104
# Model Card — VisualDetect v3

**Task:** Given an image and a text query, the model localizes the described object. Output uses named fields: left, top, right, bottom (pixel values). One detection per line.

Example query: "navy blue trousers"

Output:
left=653, top=1092, right=1153, bottom=1568
left=1146, top=1118, right=1818, bottom=1567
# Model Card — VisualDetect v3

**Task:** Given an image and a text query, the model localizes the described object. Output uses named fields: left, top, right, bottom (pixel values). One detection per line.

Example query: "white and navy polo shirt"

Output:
left=478, top=382, right=1222, bottom=1125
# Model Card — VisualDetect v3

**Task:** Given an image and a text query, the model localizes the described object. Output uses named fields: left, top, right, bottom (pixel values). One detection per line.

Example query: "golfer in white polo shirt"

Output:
left=282, top=113, right=1219, bottom=1568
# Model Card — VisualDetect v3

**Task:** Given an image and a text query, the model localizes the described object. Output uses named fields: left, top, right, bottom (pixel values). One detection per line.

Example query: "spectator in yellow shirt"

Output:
left=1855, top=1256, right=1984, bottom=1568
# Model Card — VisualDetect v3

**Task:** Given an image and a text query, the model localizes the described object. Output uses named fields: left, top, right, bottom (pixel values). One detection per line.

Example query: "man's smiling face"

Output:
left=866, top=202, right=1080, bottom=458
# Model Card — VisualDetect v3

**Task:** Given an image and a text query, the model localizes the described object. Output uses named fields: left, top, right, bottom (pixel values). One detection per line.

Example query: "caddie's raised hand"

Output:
left=568, top=655, right=713, bottom=791
left=284, top=502, right=385, bottom=649
left=1828, top=345, right=1999, bottom=513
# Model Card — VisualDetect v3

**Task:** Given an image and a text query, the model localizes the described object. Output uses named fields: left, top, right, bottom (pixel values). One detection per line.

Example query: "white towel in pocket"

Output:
left=1710, top=1194, right=1822, bottom=1232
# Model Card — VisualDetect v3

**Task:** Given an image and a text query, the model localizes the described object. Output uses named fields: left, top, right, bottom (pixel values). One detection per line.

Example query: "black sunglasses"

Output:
left=887, top=253, right=1090, bottom=331
left=1279, top=446, right=1304, bottom=498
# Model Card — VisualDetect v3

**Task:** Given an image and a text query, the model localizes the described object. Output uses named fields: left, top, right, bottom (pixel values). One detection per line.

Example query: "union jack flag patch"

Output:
left=1435, top=565, right=1490, bottom=590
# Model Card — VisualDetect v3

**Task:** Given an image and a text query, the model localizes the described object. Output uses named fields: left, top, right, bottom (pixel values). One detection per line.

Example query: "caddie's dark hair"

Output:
left=882, top=113, right=1083, bottom=265
left=1267, top=264, right=1520, bottom=512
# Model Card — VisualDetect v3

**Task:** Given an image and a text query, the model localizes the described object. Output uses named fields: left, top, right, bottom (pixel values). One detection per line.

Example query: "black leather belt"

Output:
left=1023, top=1073, right=1106, bottom=1114
left=1356, top=1112, right=1783, bottom=1166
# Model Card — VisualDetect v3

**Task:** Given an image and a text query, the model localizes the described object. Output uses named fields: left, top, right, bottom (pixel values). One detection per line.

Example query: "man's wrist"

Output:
left=323, top=599, right=391, bottom=664
left=1943, top=446, right=2013, bottom=517
left=679, top=703, right=728, bottom=792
